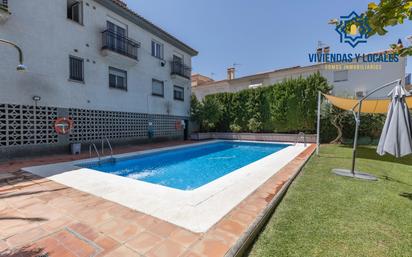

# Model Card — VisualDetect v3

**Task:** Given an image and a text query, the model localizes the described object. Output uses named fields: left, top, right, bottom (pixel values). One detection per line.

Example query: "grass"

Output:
left=247, top=144, right=412, bottom=257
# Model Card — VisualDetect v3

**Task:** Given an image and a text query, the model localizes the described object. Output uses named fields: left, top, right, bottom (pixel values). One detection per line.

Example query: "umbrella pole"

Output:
left=316, top=91, right=321, bottom=156
left=332, top=99, right=376, bottom=180
left=350, top=102, right=362, bottom=176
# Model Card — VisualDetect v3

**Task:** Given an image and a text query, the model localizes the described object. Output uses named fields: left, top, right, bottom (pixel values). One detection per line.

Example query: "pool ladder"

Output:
left=294, top=132, right=307, bottom=147
left=89, top=137, right=115, bottom=164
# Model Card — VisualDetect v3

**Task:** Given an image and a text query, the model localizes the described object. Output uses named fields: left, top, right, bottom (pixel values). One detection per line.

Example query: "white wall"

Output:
left=0, top=0, right=193, bottom=117
left=321, top=58, right=407, bottom=98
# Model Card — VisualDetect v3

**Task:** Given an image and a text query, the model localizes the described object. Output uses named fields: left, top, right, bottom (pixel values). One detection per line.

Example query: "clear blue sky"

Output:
left=123, top=0, right=412, bottom=80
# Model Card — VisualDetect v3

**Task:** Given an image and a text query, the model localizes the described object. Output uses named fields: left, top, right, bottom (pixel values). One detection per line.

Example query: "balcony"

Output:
left=101, top=30, right=140, bottom=65
left=0, top=0, right=10, bottom=24
left=171, top=61, right=191, bottom=79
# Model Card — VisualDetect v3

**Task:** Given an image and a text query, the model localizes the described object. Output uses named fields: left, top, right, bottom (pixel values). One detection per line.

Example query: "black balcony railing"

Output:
left=0, top=0, right=8, bottom=10
left=101, top=30, right=139, bottom=60
left=171, top=61, right=191, bottom=79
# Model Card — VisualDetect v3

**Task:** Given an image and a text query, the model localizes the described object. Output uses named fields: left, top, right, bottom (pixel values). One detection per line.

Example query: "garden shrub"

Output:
left=192, top=72, right=331, bottom=134
left=190, top=72, right=386, bottom=143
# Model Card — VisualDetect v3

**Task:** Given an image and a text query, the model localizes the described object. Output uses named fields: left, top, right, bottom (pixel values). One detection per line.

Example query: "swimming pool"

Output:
left=23, top=140, right=309, bottom=232
left=81, top=141, right=289, bottom=190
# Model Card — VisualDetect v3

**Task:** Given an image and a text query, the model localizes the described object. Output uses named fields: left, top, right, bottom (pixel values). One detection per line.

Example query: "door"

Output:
left=107, top=21, right=126, bottom=52
left=183, top=120, right=189, bottom=140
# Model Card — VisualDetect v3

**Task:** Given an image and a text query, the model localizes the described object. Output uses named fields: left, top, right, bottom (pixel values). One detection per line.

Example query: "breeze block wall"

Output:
left=0, top=103, right=186, bottom=160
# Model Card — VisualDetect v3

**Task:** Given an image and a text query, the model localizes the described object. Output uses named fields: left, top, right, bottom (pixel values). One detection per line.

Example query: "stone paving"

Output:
left=0, top=141, right=315, bottom=257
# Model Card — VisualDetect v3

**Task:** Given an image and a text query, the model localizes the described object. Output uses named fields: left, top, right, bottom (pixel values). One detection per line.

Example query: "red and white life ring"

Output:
left=54, top=117, right=74, bottom=135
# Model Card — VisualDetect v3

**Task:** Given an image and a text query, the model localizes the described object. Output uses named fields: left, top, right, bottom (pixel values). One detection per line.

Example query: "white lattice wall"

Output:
left=0, top=103, right=186, bottom=149
left=0, top=104, right=58, bottom=146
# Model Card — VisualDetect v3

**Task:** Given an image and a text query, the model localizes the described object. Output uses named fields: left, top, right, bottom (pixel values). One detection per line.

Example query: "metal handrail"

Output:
left=101, top=30, right=140, bottom=60
left=294, top=132, right=307, bottom=147
left=89, top=143, right=100, bottom=161
left=101, top=136, right=114, bottom=159
left=170, top=60, right=191, bottom=79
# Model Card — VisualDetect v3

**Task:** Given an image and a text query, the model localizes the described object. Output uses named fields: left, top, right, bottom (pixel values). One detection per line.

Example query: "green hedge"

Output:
left=192, top=72, right=332, bottom=133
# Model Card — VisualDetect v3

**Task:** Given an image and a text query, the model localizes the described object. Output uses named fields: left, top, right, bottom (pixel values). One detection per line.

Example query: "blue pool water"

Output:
left=81, top=141, right=289, bottom=190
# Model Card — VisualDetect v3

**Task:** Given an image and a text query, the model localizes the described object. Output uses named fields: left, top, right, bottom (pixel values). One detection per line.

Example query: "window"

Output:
left=107, top=21, right=127, bottom=53
left=333, top=70, right=348, bottom=82
left=109, top=67, right=127, bottom=90
left=69, top=56, right=84, bottom=82
left=152, top=79, right=164, bottom=97
left=67, top=0, right=83, bottom=24
left=173, top=54, right=183, bottom=64
left=174, top=86, right=184, bottom=101
left=151, top=41, right=164, bottom=59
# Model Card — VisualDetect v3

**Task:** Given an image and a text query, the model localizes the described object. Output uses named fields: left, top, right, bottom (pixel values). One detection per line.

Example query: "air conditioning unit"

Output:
left=355, top=90, right=366, bottom=98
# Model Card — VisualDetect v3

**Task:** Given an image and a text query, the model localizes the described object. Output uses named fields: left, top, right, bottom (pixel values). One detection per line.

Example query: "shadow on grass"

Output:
left=400, top=192, right=412, bottom=201
left=0, top=245, right=45, bottom=257
left=335, top=145, right=412, bottom=165
left=380, top=176, right=412, bottom=187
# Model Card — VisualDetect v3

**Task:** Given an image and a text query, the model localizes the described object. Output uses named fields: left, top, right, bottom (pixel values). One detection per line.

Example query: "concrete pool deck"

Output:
left=0, top=141, right=316, bottom=257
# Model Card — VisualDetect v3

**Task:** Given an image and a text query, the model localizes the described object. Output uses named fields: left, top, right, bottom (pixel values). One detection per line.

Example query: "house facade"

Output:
left=0, top=0, right=197, bottom=158
left=192, top=56, right=407, bottom=100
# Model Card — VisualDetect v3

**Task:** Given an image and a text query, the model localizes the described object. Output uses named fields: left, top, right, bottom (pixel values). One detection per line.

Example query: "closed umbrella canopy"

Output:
left=377, top=85, right=412, bottom=158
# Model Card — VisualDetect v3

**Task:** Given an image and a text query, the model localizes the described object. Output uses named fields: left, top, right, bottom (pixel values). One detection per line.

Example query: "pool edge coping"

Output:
left=21, top=140, right=310, bottom=233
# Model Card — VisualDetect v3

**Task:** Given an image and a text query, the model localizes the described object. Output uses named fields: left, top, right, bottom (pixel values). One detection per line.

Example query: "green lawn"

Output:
left=247, top=144, right=412, bottom=257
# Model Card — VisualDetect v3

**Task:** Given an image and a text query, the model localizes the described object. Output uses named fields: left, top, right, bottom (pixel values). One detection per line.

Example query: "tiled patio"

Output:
left=0, top=141, right=315, bottom=257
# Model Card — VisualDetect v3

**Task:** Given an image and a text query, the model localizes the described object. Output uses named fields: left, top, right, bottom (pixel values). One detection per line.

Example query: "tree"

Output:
left=365, top=0, right=412, bottom=56
left=190, top=94, right=202, bottom=122
left=200, top=96, right=223, bottom=131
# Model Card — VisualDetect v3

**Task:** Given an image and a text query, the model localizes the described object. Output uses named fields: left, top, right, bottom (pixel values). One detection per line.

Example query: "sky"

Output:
left=123, top=0, right=412, bottom=80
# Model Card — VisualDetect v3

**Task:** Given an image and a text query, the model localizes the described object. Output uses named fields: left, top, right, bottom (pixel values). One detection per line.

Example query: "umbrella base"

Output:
left=331, top=169, right=378, bottom=181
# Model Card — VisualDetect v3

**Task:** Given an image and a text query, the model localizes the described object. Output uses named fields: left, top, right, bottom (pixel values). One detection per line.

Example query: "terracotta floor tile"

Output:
left=168, top=229, right=200, bottom=248
left=73, top=207, right=114, bottom=227
left=18, top=202, right=64, bottom=221
left=229, top=210, right=256, bottom=226
left=107, top=204, right=135, bottom=218
left=145, top=239, right=186, bottom=257
left=181, top=250, right=205, bottom=257
left=217, top=219, right=246, bottom=236
left=125, top=231, right=163, bottom=254
left=104, top=245, right=141, bottom=257
left=203, top=229, right=237, bottom=246
left=148, top=220, right=179, bottom=238
left=0, top=239, right=8, bottom=252
left=68, top=222, right=99, bottom=241
left=35, top=237, right=77, bottom=257
left=6, top=197, right=44, bottom=209
left=52, top=230, right=98, bottom=257
left=98, top=219, right=145, bottom=243
left=0, top=244, right=44, bottom=257
left=94, top=235, right=120, bottom=256
left=191, top=238, right=231, bottom=257
left=0, top=218, right=39, bottom=239
left=6, top=227, right=48, bottom=248
left=41, top=216, right=76, bottom=233
left=132, top=213, right=157, bottom=229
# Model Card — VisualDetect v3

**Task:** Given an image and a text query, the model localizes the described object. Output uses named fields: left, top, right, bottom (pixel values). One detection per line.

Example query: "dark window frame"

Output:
left=67, top=0, right=83, bottom=25
left=173, top=85, right=184, bottom=101
left=109, top=67, right=128, bottom=91
left=152, top=79, right=164, bottom=97
left=69, top=56, right=84, bottom=83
